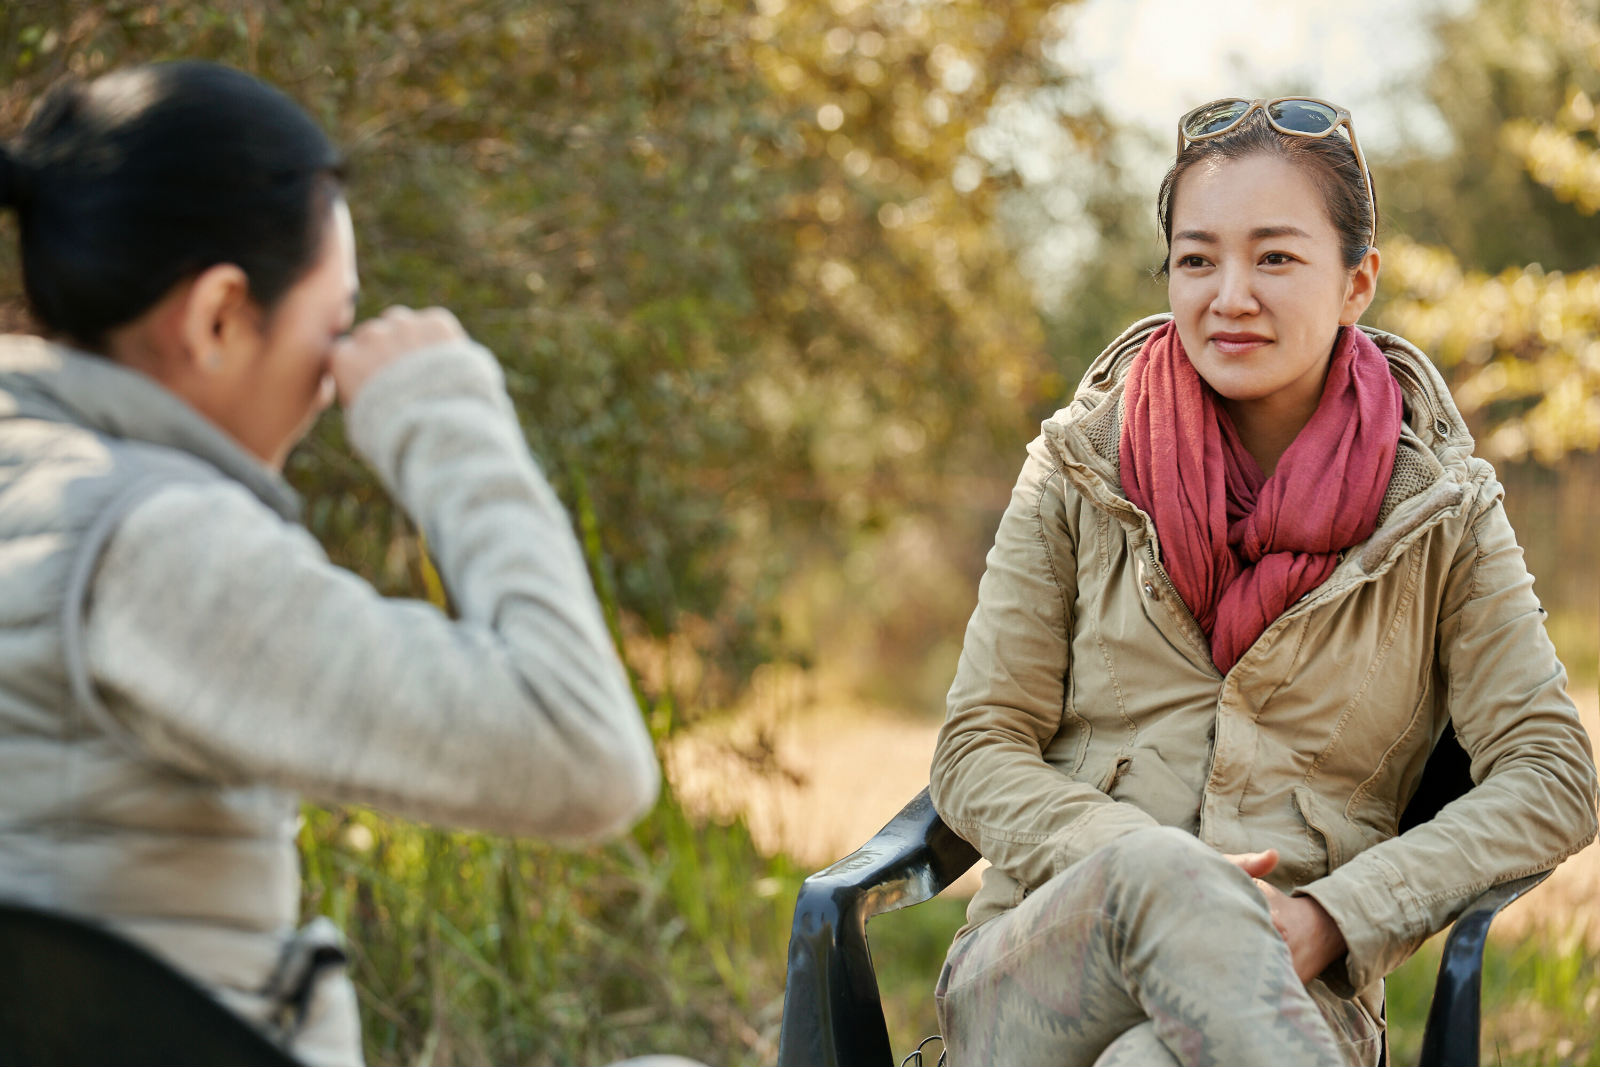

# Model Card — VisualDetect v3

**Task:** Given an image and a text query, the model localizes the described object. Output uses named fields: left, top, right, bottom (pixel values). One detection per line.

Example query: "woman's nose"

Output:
left=1212, top=266, right=1260, bottom=317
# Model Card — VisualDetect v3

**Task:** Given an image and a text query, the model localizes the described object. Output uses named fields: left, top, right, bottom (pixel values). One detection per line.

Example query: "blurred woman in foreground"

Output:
left=0, top=61, right=660, bottom=1066
left=930, top=97, right=1597, bottom=1065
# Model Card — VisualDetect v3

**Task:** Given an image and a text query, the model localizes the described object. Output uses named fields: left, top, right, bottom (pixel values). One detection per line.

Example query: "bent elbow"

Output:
left=1570, top=777, right=1599, bottom=853
left=603, top=746, right=662, bottom=836
left=558, top=736, right=662, bottom=842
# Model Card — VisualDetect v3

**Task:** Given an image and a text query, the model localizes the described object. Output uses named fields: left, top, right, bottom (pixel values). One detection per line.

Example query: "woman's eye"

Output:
left=1176, top=254, right=1209, bottom=269
left=1262, top=251, right=1296, bottom=266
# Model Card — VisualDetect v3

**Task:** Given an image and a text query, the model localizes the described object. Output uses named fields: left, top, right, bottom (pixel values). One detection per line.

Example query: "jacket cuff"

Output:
left=345, top=339, right=512, bottom=464
left=1295, top=852, right=1426, bottom=992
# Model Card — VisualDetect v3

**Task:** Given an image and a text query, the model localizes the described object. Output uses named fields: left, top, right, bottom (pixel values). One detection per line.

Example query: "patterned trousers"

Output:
left=934, top=826, right=1382, bottom=1067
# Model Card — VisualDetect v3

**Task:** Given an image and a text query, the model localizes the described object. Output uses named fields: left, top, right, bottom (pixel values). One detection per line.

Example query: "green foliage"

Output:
left=299, top=798, right=802, bottom=1065
left=1386, top=921, right=1600, bottom=1067
left=866, top=894, right=969, bottom=1059
left=0, top=2, right=1103, bottom=1062
left=1373, top=0, right=1600, bottom=463
left=0, top=0, right=1101, bottom=710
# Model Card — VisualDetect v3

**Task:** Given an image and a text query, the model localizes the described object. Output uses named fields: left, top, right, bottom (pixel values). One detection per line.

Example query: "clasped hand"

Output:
left=330, top=306, right=468, bottom=406
left=1222, top=849, right=1347, bottom=983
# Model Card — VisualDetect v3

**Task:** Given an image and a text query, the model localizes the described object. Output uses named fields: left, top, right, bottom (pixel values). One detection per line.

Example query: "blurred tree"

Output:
left=0, top=0, right=1110, bottom=718
left=0, top=5, right=1123, bottom=1060
left=1374, top=0, right=1600, bottom=462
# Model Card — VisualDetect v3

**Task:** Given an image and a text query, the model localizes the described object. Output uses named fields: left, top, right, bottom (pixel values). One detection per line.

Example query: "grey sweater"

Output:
left=0, top=333, right=659, bottom=1066
left=87, top=339, right=659, bottom=839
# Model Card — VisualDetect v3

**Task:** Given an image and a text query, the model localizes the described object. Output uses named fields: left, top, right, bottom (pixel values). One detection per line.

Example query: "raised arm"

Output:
left=81, top=319, right=659, bottom=841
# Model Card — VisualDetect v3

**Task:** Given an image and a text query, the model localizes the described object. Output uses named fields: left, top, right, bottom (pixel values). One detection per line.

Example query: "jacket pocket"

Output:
left=1095, top=753, right=1133, bottom=794
left=1293, top=786, right=1379, bottom=875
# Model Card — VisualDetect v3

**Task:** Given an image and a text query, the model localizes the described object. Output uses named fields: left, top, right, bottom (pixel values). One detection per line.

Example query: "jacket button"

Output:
left=1142, top=580, right=1157, bottom=598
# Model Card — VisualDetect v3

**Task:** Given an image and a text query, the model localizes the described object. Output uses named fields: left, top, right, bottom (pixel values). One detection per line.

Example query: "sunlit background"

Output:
left=1, top=1, right=1595, bottom=1063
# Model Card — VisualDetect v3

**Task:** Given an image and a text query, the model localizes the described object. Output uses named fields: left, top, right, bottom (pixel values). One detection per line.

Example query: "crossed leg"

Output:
left=934, top=826, right=1379, bottom=1067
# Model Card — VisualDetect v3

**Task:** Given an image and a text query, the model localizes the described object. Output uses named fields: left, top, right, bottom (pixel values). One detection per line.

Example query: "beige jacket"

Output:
left=931, top=314, right=1597, bottom=998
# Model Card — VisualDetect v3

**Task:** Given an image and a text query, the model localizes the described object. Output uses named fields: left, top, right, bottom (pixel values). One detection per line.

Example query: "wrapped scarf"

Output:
left=1119, top=322, right=1403, bottom=674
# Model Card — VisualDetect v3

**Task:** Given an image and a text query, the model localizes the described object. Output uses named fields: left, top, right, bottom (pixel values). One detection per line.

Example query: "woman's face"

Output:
left=1166, top=152, right=1375, bottom=417
left=227, top=197, right=359, bottom=469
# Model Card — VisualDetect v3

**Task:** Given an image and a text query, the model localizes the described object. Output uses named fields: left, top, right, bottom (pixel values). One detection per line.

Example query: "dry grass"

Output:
left=664, top=669, right=988, bottom=895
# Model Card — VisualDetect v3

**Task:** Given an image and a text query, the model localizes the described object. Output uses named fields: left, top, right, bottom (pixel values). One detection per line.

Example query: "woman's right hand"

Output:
left=1224, top=848, right=1347, bottom=981
left=330, top=306, right=467, bottom=407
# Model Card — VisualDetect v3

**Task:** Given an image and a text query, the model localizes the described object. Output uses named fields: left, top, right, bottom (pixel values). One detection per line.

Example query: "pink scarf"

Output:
left=1119, top=322, right=1403, bottom=674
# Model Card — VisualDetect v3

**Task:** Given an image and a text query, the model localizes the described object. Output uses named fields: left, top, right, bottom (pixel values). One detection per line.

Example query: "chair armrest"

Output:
left=777, top=787, right=980, bottom=1067
left=1415, top=869, right=1551, bottom=1067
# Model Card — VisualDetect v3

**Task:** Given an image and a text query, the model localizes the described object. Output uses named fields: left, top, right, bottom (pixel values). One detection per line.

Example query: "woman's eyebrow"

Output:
left=1251, top=225, right=1313, bottom=240
left=1175, top=225, right=1314, bottom=243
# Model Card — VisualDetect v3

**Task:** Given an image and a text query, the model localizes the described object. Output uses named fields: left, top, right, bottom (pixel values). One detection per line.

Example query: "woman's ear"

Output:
left=1339, top=246, right=1381, bottom=326
left=176, top=263, right=259, bottom=375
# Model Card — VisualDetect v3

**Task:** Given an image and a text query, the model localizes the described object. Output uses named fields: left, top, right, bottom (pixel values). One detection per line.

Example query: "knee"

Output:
left=1096, top=827, right=1260, bottom=911
left=1099, top=826, right=1215, bottom=883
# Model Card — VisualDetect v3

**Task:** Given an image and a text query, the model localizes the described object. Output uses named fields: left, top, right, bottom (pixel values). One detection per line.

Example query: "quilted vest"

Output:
left=0, top=335, right=305, bottom=989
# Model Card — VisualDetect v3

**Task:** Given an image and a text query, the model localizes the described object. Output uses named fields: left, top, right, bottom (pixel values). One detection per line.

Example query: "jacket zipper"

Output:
left=1140, top=540, right=1220, bottom=672
left=1387, top=360, right=1453, bottom=441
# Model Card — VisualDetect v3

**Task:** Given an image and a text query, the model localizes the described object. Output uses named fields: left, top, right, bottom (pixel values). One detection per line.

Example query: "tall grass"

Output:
left=299, top=795, right=803, bottom=1065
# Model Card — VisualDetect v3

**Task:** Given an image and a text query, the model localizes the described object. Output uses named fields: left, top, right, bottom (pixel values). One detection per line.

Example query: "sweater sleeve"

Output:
left=81, top=338, right=660, bottom=842
left=1296, top=477, right=1598, bottom=991
left=930, top=433, right=1160, bottom=891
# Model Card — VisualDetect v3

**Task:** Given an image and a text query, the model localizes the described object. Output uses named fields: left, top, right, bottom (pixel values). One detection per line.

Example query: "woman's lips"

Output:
left=1210, top=333, right=1271, bottom=355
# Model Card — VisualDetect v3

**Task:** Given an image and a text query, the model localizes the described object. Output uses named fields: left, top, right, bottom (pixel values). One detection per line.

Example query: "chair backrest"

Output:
left=0, top=899, right=304, bottom=1067
left=1399, top=721, right=1474, bottom=833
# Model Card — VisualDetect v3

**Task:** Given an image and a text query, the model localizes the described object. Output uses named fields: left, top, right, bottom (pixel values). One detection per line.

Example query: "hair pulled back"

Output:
left=1156, top=110, right=1375, bottom=274
left=3, top=61, right=343, bottom=350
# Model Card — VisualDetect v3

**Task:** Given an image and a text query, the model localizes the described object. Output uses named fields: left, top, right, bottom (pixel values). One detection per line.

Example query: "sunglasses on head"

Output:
left=1176, top=97, right=1376, bottom=249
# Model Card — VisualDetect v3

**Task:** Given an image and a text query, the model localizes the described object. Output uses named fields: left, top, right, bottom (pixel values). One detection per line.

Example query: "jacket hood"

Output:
left=0, top=333, right=300, bottom=521
left=1042, top=314, right=1472, bottom=569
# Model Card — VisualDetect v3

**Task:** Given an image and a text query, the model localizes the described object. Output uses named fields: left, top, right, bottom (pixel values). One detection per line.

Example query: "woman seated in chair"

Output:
left=929, top=97, right=1598, bottom=1066
left=0, top=63, right=661, bottom=1066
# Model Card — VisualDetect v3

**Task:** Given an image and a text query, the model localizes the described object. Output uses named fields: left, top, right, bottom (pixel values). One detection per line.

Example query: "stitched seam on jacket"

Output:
left=1420, top=838, right=1593, bottom=908
left=1409, top=846, right=1585, bottom=909
left=1438, top=506, right=1484, bottom=750
left=1349, top=683, right=1431, bottom=820
left=1373, top=854, right=1427, bottom=938
left=943, top=818, right=1053, bottom=846
left=1035, top=461, right=1091, bottom=761
left=1307, top=550, right=1424, bottom=791
left=1089, top=518, right=1136, bottom=743
left=1346, top=551, right=1426, bottom=811
left=1257, top=616, right=1310, bottom=715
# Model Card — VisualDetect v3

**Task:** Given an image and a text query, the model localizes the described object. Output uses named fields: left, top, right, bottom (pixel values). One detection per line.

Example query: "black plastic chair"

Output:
left=777, top=725, right=1551, bottom=1067
left=0, top=898, right=307, bottom=1067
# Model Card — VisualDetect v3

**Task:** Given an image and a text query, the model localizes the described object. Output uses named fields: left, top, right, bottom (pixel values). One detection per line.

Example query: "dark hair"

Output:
left=0, top=61, right=344, bottom=350
left=1156, top=111, right=1375, bottom=275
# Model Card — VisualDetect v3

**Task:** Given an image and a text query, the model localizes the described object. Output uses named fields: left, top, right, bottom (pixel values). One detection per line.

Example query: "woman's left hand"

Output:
left=1222, top=849, right=1348, bottom=982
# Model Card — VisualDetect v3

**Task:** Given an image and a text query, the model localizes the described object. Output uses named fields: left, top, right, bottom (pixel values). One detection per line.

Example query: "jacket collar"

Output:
left=0, top=334, right=301, bottom=521
left=1042, top=313, right=1469, bottom=570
